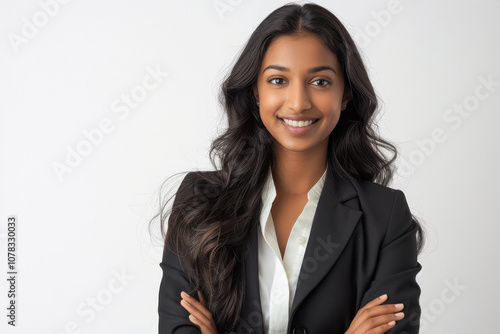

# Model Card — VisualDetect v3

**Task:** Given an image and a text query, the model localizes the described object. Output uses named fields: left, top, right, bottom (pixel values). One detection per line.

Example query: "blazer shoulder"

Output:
left=344, top=179, right=415, bottom=252
left=349, top=178, right=405, bottom=203
left=345, top=178, right=410, bottom=221
left=175, top=169, right=222, bottom=193
left=178, top=169, right=220, bottom=182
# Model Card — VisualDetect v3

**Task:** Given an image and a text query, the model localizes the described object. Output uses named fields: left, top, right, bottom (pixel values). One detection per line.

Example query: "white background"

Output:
left=1, top=0, right=499, bottom=333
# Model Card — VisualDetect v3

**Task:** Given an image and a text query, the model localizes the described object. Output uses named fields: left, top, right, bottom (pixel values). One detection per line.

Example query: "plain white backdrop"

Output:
left=1, top=0, right=499, bottom=333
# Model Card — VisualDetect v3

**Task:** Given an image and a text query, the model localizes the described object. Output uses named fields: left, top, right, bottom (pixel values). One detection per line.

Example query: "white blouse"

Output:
left=258, top=165, right=327, bottom=334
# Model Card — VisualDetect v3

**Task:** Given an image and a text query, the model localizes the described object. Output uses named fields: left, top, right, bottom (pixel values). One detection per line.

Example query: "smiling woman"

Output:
left=156, top=3, right=424, bottom=334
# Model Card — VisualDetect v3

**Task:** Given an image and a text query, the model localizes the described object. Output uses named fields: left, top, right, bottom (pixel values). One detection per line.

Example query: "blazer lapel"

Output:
left=290, top=170, right=362, bottom=316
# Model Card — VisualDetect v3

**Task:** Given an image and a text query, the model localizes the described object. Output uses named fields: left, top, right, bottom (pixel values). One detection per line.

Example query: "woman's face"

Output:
left=254, top=33, right=350, bottom=155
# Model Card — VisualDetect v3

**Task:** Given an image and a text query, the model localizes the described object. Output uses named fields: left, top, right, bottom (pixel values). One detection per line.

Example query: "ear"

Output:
left=341, top=90, right=352, bottom=110
left=253, top=85, right=259, bottom=104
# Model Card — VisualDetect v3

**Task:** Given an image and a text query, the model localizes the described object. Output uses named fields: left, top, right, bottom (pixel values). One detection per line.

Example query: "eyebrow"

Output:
left=262, top=65, right=337, bottom=75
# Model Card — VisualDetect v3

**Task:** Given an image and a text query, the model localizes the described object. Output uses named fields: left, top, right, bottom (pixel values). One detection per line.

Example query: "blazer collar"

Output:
left=239, top=169, right=362, bottom=333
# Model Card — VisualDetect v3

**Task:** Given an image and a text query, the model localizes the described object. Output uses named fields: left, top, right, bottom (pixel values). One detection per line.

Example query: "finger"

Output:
left=351, top=303, right=405, bottom=331
left=187, top=314, right=213, bottom=334
left=356, top=312, right=405, bottom=334
left=180, top=298, right=212, bottom=329
left=364, top=320, right=397, bottom=334
left=184, top=306, right=217, bottom=334
left=358, top=303, right=405, bottom=320
left=181, top=291, right=214, bottom=320
left=361, top=294, right=389, bottom=310
left=348, top=295, right=404, bottom=333
left=348, top=295, right=389, bottom=331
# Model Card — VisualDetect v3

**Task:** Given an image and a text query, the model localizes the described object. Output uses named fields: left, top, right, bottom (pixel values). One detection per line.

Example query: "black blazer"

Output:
left=158, top=169, right=422, bottom=333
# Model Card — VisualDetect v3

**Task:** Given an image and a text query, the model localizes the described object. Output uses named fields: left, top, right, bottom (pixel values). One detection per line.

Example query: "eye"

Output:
left=312, top=79, right=330, bottom=87
left=268, top=77, right=286, bottom=85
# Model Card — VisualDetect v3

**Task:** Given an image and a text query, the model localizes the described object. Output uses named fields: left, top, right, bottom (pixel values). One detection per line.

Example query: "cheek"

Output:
left=321, top=105, right=342, bottom=132
left=259, top=96, right=284, bottom=124
left=260, top=92, right=284, bottom=112
left=259, top=106, right=280, bottom=131
left=319, top=98, right=341, bottom=117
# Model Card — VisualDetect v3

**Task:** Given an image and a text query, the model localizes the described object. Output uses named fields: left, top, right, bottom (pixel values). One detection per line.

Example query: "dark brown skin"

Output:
left=180, top=34, right=405, bottom=333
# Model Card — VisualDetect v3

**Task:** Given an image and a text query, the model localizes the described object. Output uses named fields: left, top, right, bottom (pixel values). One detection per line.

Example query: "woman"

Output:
left=157, top=3, right=424, bottom=333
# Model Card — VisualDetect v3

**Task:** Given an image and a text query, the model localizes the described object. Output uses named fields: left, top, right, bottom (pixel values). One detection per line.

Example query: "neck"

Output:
left=271, top=140, right=328, bottom=197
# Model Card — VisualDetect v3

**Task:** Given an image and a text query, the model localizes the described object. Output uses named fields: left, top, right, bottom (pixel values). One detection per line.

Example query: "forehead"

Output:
left=260, top=33, right=340, bottom=71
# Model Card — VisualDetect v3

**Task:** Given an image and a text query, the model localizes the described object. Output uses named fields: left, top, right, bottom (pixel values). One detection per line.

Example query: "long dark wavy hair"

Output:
left=155, top=3, right=425, bottom=332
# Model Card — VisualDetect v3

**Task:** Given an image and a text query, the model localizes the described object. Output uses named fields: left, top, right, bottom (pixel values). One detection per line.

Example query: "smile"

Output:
left=279, top=117, right=319, bottom=128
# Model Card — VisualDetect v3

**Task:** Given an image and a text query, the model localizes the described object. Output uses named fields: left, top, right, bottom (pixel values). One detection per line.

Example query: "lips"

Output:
left=278, top=116, right=319, bottom=128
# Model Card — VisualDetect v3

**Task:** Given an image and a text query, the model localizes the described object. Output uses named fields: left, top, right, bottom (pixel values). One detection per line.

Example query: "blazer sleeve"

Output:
left=158, top=172, right=202, bottom=334
left=359, top=189, right=422, bottom=333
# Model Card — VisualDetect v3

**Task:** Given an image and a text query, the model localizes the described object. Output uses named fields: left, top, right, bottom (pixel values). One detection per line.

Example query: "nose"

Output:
left=285, top=82, right=311, bottom=112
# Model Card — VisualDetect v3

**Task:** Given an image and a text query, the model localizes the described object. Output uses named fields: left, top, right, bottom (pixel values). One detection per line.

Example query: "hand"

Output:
left=180, top=290, right=217, bottom=334
left=345, top=294, right=405, bottom=334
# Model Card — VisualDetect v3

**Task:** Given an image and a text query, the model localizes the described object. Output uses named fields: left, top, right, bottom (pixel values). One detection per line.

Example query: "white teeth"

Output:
left=282, top=118, right=315, bottom=127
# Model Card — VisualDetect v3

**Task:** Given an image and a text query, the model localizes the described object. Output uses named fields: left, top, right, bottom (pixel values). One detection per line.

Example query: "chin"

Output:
left=277, top=141, right=320, bottom=153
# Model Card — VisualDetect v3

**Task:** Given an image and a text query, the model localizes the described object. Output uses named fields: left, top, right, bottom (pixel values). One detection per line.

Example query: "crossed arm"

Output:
left=178, top=291, right=408, bottom=334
